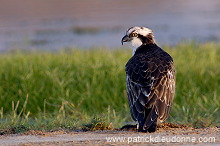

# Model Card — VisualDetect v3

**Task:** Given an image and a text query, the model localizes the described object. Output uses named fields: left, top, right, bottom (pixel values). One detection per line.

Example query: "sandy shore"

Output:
left=0, top=127, right=219, bottom=145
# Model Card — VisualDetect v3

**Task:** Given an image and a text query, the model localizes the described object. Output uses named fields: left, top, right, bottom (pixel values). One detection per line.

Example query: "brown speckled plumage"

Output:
left=122, top=27, right=175, bottom=132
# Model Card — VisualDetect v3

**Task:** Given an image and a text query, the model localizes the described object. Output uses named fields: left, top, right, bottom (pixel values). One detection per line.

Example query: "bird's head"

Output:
left=121, top=26, right=155, bottom=52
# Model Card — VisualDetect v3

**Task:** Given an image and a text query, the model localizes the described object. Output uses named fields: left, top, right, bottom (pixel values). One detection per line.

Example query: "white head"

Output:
left=121, top=26, right=155, bottom=55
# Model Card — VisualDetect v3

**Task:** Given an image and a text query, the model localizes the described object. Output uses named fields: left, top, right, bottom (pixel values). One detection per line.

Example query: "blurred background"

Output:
left=0, top=0, right=220, bottom=51
left=0, top=0, right=219, bottom=132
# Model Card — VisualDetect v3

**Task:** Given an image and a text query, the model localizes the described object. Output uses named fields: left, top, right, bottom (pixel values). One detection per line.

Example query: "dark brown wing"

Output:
left=125, top=48, right=175, bottom=130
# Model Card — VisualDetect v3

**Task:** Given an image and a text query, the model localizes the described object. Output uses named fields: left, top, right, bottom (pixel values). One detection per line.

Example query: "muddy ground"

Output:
left=0, top=124, right=219, bottom=145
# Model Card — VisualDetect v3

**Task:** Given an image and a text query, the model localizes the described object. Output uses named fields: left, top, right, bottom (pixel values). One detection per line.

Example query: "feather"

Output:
left=125, top=42, right=175, bottom=132
left=123, top=26, right=175, bottom=132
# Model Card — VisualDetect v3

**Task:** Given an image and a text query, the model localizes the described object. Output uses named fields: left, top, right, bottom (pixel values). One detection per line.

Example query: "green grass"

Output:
left=0, top=42, right=219, bottom=133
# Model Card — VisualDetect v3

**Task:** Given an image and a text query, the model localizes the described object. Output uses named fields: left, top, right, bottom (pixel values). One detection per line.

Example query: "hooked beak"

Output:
left=121, top=35, right=131, bottom=45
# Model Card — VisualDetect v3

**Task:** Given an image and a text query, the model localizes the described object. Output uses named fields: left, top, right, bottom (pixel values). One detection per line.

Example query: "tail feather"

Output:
left=143, top=106, right=158, bottom=132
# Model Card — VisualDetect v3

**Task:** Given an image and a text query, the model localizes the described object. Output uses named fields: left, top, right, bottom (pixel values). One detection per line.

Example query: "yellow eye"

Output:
left=130, top=33, right=138, bottom=37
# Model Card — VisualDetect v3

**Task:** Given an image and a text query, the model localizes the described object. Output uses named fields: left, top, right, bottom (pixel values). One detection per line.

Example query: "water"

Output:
left=0, top=0, right=220, bottom=51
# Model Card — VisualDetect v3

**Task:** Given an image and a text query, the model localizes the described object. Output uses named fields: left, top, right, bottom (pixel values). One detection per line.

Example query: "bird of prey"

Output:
left=121, top=26, right=175, bottom=132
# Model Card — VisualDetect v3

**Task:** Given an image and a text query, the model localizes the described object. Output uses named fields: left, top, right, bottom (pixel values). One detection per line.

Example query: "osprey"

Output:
left=121, top=26, right=175, bottom=132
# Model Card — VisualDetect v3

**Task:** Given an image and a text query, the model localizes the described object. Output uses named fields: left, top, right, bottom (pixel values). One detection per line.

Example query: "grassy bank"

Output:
left=0, top=43, right=219, bottom=133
